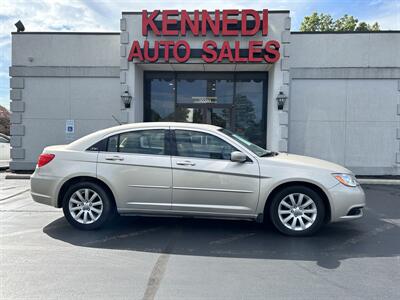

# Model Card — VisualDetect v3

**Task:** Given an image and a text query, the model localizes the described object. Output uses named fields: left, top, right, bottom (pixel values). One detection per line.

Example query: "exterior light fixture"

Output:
left=15, top=20, right=25, bottom=32
left=276, top=91, right=287, bottom=110
left=121, top=90, right=132, bottom=109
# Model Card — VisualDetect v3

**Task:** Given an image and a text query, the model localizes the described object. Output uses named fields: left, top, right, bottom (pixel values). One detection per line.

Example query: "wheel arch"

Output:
left=57, top=176, right=116, bottom=209
left=263, top=181, right=332, bottom=223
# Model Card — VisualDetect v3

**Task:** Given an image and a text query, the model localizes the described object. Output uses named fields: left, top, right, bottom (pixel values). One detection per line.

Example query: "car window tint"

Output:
left=175, top=130, right=236, bottom=160
left=87, top=138, right=107, bottom=151
left=118, top=130, right=165, bottom=155
left=107, top=135, right=118, bottom=152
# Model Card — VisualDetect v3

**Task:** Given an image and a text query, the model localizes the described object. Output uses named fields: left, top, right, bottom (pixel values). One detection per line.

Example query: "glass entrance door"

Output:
left=144, top=72, right=268, bottom=148
left=175, top=72, right=234, bottom=129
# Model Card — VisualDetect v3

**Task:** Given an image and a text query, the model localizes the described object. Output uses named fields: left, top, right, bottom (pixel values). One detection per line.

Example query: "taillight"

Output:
left=37, top=153, right=55, bottom=168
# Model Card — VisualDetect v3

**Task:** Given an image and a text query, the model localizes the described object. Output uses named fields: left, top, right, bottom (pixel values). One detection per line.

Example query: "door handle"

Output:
left=176, top=160, right=196, bottom=166
left=105, top=156, right=124, bottom=161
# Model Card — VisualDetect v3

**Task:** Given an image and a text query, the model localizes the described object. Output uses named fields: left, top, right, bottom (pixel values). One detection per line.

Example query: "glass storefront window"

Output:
left=234, top=74, right=266, bottom=147
left=144, top=72, right=267, bottom=148
left=144, top=75, right=175, bottom=122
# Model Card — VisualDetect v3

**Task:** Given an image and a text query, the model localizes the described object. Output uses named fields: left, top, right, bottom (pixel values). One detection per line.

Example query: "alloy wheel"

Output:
left=278, top=193, right=317, bottom=231
left=68, top=188, right=104, bottom=225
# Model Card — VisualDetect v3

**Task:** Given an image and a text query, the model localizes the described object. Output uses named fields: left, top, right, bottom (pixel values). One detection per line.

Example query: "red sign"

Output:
left=128, top=9, right=280, bottom=63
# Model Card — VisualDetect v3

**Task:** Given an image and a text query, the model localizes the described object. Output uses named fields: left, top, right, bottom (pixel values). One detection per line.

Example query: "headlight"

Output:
left=332, top=173, right=358, bottom=187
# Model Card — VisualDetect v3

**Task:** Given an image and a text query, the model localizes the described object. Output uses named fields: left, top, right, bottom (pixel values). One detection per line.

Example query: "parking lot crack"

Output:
left=142, top=224, right=181, bottom=300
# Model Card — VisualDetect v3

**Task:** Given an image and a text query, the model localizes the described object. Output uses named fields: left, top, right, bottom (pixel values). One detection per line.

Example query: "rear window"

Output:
left=118, top=130, right=165, bottom=155
left=87, top=130, right=166, bottom=156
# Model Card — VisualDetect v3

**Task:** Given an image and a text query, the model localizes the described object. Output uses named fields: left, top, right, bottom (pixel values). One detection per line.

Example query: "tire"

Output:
left=269, top=185, right=325, bottom=236
left=62, top=181, right=114, bottom=230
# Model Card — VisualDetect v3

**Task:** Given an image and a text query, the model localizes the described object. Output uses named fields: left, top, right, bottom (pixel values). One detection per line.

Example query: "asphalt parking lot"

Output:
left=1, top=172, right=399, bottom=299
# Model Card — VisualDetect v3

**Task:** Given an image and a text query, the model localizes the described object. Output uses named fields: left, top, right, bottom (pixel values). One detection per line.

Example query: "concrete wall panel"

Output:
left=290, top=78, right=400, bottom=175
left=290, top=80, right=346, bottom=122
left=22, top=118, right=118, bottom=162
left=291, top=33, right=400, bottom=68
left=69, top=78, right=120, bottom=119
left=345, top=122, right=398, bottom=168
left=12, top=34, right=120, bottom=67
left=290, top=120, right=346, bottom=165
left=346, top=80, right=399, bottom=122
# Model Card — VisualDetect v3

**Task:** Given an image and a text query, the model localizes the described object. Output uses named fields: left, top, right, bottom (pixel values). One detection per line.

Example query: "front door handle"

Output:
left=176, top=160, right=196, bottom=166
left=105, top=156, right=124, bottom=161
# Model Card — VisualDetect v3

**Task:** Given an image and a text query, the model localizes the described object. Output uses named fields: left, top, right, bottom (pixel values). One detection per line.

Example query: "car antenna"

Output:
left=111, top=115, right=122, bottom=125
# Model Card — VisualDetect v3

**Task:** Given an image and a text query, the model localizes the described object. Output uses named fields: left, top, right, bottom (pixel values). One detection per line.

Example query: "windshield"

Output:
left=219, top=128, right=273, bottom=157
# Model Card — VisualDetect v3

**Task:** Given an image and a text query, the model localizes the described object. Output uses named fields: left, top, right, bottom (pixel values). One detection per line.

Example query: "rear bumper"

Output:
left=328, top=183, right=366, bottom=222
left=30, top=172, right=62, bottom=207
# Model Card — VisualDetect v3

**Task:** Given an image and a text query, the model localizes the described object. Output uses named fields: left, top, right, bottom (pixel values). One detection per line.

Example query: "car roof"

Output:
left=67, top=122, right=221, bottom=150
left=118, top=122, right=220, bottom=130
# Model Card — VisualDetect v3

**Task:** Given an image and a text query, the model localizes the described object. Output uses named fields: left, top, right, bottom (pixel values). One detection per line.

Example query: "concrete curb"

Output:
left=5, top=174, right=31, bottom=180
left=358, top=179, right=400, bottom=185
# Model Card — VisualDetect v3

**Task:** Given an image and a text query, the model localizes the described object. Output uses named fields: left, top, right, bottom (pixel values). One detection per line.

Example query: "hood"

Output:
left=264, top=153, right=351, bottom=174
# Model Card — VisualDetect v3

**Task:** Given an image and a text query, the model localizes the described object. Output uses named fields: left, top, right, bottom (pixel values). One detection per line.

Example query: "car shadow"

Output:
left=44, top=187, right=400, bottom=270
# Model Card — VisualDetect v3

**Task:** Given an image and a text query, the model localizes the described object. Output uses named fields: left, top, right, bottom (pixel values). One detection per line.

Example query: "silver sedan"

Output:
left=31, top=122, right=365, bottom=236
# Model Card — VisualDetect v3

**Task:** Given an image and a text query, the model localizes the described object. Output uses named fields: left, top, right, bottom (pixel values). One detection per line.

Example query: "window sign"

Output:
left=192, top=97, right=218, bottom=104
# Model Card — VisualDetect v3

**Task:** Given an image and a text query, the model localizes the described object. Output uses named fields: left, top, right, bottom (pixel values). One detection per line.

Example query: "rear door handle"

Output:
left=105, top=156, right=124, bottom=161
left=176, top=160, right=196, bottom=166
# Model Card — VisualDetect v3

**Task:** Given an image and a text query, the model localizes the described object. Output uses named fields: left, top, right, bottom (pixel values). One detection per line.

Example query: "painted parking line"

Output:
left=0, top=188, right=30, bottom=201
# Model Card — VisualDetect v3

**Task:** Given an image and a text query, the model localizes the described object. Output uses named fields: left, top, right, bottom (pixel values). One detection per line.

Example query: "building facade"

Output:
left=9, top=10, right=400, bottom=175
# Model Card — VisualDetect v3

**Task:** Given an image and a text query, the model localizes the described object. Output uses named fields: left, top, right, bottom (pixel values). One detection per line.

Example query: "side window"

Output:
left=107, top=135, right=118, bottom=152
left=175, top=130, right=236, bottom=160
left=118, top=130, right=165, bottom=155
left=87, top=138, right=107, bottom=151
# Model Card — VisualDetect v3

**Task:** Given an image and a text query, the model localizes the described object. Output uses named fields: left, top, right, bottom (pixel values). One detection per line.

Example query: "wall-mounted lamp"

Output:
left=276, top=91, right=287, bottom=110
left=121, top=90, right=132, bottom=109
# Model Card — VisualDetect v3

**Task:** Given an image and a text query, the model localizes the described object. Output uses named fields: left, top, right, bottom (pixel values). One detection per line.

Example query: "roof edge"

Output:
left=11, top=32, right=120, bottom=35
left=291, top=30, right=400, bottom=34
left=122, top=10, right=290, bottom=15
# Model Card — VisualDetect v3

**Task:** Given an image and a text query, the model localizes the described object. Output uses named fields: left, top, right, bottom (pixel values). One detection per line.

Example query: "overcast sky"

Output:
left=0, top=0, right=399, bottom=109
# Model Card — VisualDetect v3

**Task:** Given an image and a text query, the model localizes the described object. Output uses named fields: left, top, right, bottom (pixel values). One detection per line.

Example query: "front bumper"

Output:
left=328, top=183, right=366, bottom=222
left=30, top=171, right=62, bottom=207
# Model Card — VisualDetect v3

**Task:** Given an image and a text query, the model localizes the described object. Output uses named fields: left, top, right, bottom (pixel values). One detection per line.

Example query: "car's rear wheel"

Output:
left=62, top=182, right=113, bottom=230
left=269, top=186, right=325, bottom=236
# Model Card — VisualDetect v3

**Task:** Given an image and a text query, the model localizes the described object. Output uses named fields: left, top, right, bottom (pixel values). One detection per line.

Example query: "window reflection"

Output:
left=210, top=108, right=231, bottom=130
left=147, top=77, right=175, bottom=122
left=234, top=77, right=265, bottom=147
left=175, top=107, right=204, bottom=123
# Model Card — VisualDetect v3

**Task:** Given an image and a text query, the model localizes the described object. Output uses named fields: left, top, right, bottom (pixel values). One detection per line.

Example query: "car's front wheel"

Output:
left=62, top=182, right=113, bottom=230
left=269, top=185, right=325, bottom=236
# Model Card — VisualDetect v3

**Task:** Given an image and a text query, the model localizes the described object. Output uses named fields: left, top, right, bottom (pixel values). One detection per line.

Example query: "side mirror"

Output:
left=230, top=151, right=247, bottom=163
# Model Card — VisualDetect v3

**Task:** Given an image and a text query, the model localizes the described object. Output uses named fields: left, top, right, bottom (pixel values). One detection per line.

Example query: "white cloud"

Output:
left=364, top=0, right=400, bottom=29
